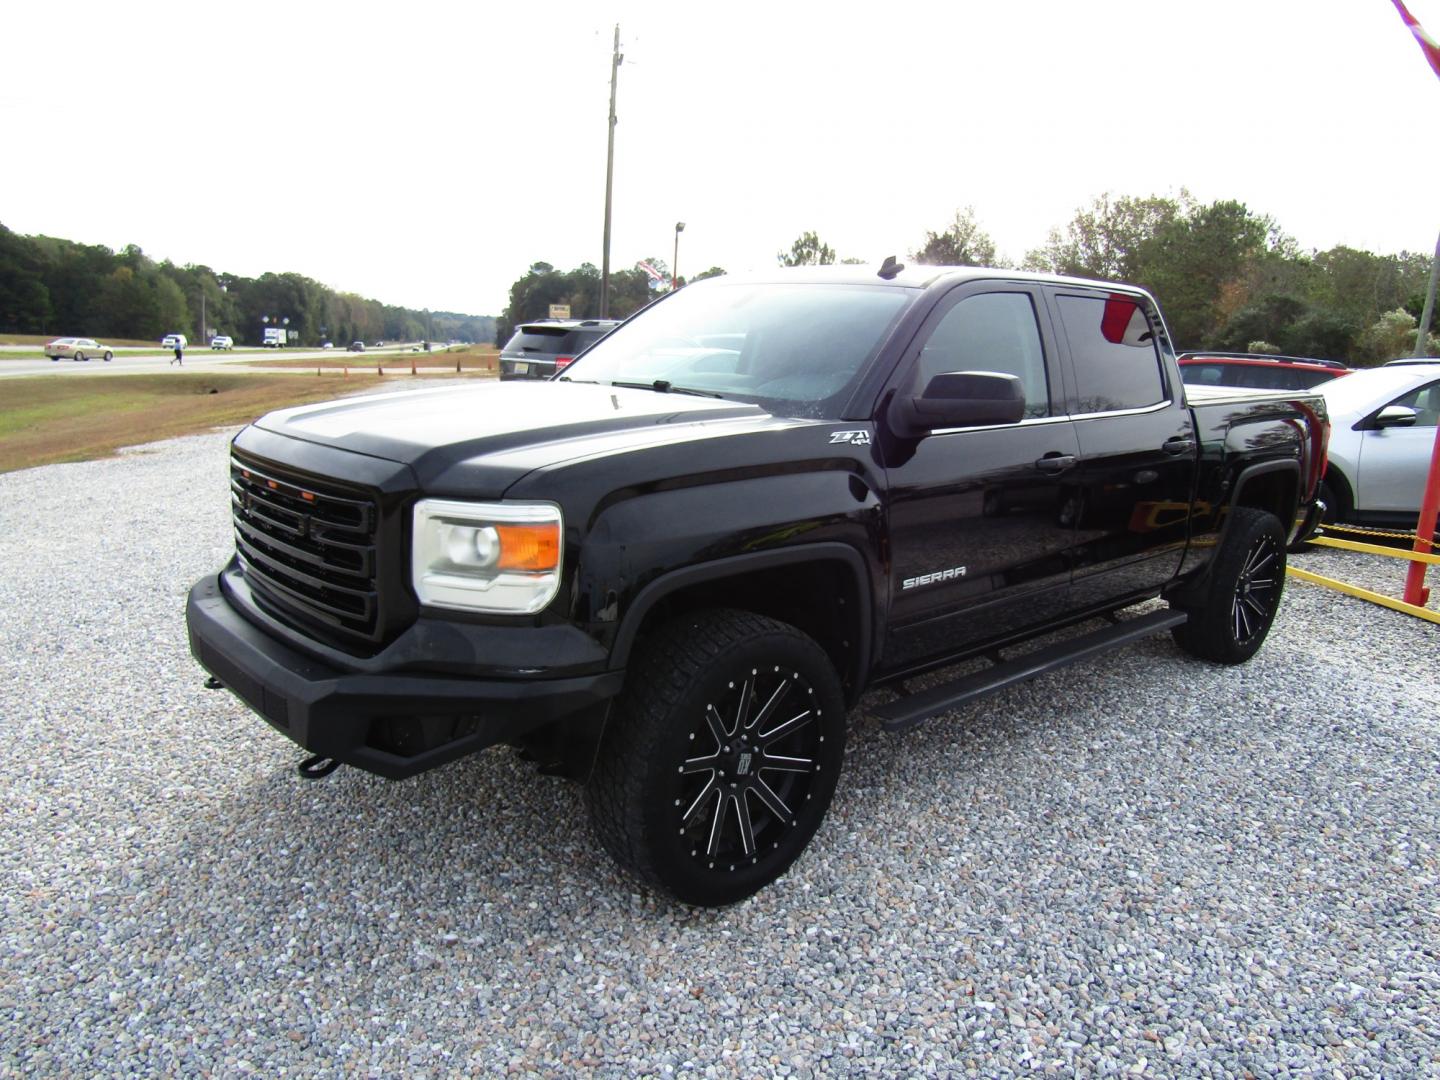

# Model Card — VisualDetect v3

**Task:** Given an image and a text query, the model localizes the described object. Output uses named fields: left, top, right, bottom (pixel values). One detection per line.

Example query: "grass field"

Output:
left=0, top=372, right=461, bottom=473
left=247, top=345, right=500, bottom=371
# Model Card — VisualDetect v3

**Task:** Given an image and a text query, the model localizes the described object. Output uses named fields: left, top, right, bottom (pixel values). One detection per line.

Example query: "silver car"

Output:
left=45, top=337, right=113, bottom=362
left=1317, top=361, right=1440, bottom=528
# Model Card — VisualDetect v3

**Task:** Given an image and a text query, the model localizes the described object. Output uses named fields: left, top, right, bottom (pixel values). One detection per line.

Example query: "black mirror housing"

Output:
left=890, top=371, right=1026, bottom=438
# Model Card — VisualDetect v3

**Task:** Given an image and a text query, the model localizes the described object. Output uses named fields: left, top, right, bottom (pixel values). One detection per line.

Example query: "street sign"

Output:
left=549, top=304, right=571, bottom=320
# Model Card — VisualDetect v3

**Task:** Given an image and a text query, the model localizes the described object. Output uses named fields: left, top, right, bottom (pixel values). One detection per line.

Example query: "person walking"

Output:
left=171, top=341, right=183, bottom=366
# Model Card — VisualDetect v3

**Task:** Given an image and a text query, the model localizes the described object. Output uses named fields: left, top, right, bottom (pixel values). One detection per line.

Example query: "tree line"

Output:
left=776, top=195, right=1436, bottom=366
left=0, top=223, right=495, bottom=347
left=13, top=192, right=1429, bottom=364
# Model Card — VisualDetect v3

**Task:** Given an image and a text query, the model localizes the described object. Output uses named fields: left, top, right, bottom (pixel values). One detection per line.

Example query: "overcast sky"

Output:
left=6, top=0, right=1440, bottom=317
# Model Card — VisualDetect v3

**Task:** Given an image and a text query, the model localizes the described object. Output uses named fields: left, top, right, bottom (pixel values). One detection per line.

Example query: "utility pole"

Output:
left=199, top=289, right=206, bottom=345
left=600, top=24, right=621, bottom=318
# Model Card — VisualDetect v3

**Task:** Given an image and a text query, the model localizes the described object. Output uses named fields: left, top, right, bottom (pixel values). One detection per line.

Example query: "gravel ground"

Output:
left=1, top=427, right=1438, bottom=1078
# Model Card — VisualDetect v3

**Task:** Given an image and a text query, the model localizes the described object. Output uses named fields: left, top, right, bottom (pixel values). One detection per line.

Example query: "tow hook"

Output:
left=298, top=755, right=341, bottom=780
left=203, top=676, right=225, bottom=690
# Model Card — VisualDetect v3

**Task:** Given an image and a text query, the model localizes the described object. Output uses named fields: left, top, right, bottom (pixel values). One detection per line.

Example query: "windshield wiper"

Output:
left=609, top=379, right=726, bottom=399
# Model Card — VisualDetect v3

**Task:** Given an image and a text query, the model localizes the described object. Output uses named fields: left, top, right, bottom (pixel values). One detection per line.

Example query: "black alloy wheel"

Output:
left=587, top=609, right=846, bottom=906
left=1172, top=506, right=1286, bottom=664
left=676, top=662, right=825, bottom=875
left=1229, top=529, right=1282, bottom=647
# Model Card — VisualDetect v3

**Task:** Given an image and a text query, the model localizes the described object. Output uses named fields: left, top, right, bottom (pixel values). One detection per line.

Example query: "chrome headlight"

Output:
left=411, top=499, right=562, bottom=614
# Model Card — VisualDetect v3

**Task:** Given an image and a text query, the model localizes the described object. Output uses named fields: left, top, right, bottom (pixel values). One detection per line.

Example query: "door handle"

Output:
left=1034, top=453, right=1077, bottom=473
left=1162, top=437, right=1196, bottom=456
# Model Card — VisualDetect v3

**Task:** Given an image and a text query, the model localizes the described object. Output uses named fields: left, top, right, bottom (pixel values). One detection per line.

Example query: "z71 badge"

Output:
left=829, top=430, right=871, bottom=446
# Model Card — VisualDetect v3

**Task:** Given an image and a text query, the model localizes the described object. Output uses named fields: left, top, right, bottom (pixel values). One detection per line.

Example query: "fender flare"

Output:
left=1170, top=458, right=1301, bottom=605
left=609, top=542, right=875, bottom=685
left=1228, top=459, right=1299, bottom=518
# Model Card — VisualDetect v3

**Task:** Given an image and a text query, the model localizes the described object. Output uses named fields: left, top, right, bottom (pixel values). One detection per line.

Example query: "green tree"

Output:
left=1307, top=246, right=1432, bottom=330
left=0, top=224, right=52, bottom=332
left=1136, top=199, right=1273, bottom=346
left=911, top=207, right=998, bottom=267
left=152, top=275, right=190, bottom=338
left=778, top=231, right=835, bottom=267
left=96, top=267, right=157, bottom=338
left=1024, top=193, right=1185, bottom=280
left=1354, top=308, right=1440, bottom=365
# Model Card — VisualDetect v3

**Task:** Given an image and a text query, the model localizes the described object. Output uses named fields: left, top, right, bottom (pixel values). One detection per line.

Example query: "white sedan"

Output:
left=1317, top=361, right=1440, bottom=528
left=45, top=337, right=113, bottom=362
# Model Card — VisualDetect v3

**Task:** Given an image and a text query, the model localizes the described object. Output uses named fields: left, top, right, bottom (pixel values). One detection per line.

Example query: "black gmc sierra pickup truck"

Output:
left=187, top=263, right=1328, bottom=905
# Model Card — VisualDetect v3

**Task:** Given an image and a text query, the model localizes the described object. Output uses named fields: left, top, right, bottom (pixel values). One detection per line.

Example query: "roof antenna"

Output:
left=877, top=255, right=905, bottom=280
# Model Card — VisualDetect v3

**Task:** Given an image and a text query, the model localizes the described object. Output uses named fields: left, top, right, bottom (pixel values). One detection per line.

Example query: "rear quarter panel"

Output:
left=1180, top=385, right=1326, bottom=575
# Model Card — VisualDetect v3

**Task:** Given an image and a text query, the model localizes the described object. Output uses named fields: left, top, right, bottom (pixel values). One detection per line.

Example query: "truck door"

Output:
left=877, top=283, right=1082, bottom=675
left=1046, top=289, right=1197, bottom=609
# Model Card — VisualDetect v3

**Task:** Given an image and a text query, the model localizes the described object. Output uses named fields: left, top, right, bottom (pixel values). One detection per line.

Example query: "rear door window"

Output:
left=1055, top=294, right=1166, bottom=413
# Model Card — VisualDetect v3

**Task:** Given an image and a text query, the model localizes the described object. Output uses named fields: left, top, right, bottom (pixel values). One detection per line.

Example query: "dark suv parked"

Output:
left=1177, top=351, right=1351, bottom=391
left=499, top=319, right=620, bottom=381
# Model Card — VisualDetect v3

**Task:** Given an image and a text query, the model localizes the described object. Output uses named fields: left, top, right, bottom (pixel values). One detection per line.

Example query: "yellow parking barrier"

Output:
left=1286, top=524, right=1440, bottom=625
left=1307, top=535, right=1440, bottom=564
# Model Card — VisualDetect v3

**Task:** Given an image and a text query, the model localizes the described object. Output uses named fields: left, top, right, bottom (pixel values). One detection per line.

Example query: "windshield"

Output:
left=560, top=282, right=913, bottom=419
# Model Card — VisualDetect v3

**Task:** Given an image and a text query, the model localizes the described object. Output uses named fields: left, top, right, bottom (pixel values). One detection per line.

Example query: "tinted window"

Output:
left=917, top=292, right=1049, bottom=418
left=1180, top=362, right=1341, bottom=391
left=504, top=327, right=570, bottom=355
left=1056, top=294, right=1165, bottom=412
left=565, top=328, right=607, bottom=353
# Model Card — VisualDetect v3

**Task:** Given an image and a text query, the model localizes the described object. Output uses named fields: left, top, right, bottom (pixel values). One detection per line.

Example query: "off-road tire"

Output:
left=1172, top=507, right=1286, bottom=664
left=585, top=609, right=846, bottom=907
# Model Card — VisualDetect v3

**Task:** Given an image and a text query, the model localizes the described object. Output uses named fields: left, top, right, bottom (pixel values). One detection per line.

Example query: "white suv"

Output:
left=210, top=335, right=234, bottom=350
left=162, top=334, right=188, bottom=350
left=1317, top=362, right=1440, bottom=528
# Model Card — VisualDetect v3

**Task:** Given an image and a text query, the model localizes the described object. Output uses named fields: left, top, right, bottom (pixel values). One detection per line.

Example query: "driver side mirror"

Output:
left=890, top=371, right=1026, bottom=438
left=1373, top=405, right=1418, bottom=429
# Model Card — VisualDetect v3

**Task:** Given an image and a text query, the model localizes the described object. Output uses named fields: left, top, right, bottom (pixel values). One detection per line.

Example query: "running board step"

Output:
left=875, top=609, right=1188, bottom=733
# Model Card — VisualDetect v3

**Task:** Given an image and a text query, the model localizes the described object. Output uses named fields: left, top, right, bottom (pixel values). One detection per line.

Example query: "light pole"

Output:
left=672, top=221, right=686, bottom=291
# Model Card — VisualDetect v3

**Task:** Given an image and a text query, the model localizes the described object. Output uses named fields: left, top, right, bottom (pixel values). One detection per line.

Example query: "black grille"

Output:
left=230, top=455, right=381, bottom=644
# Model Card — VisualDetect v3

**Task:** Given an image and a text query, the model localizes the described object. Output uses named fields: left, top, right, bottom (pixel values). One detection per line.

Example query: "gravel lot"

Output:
left=2, top=426, right=1438, bottom=1078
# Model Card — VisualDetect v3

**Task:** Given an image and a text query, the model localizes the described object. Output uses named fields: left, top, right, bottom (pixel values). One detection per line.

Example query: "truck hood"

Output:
left=253, top=380, right=776, bottom=494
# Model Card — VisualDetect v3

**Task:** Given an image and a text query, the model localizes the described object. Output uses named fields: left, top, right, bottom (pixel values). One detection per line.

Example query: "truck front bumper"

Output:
left=186, top=574, right=622, bottom=780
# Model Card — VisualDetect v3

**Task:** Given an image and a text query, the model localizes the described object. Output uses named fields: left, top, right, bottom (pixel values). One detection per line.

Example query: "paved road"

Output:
left=0, top=343, right=434, bottom=378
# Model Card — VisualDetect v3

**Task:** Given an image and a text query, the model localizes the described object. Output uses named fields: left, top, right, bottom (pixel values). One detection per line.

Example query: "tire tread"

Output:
left=585, top=609, right=826, bottom=897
